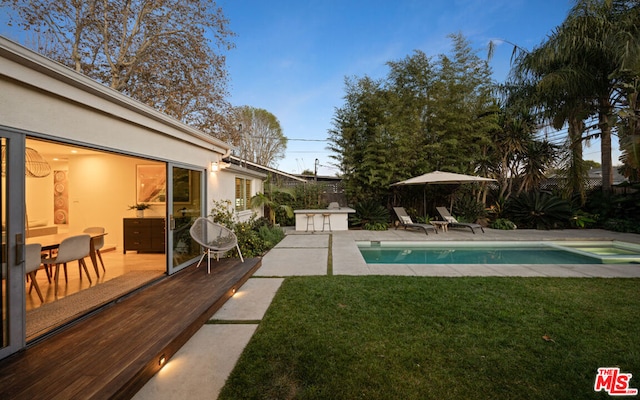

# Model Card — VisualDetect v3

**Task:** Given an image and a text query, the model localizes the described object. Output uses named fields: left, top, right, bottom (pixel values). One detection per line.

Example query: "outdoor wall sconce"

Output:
left=210, top=161, right=230, bottom=172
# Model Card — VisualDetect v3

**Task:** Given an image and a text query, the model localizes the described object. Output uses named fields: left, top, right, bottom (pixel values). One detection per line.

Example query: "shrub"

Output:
left=453, top=197, right=485, bottom=223
left=584, top=186, right=640, bottom=221
left=209, top=202, right=285, bottom=257
left=505, top=191, right=572, bottom=229
left=258, top=224, right=285, bottom=249
left=415, top=214, right=434, bottom=224
left=570, top=210, right=597, bottom=229
left=210, top=199, right=235, bottom=227
left=233, top=220, right=263, bottom=258
left=489, top=218, right=517, bottom=230
left=487, top=197, right=507, bottom=220
left=602, top=218, right=640, bottom=233
left=292, top=182, right=328, bottom=210
left=363, top=222, right=389, bottom=231
left=349, top=199, right=389, bottom=230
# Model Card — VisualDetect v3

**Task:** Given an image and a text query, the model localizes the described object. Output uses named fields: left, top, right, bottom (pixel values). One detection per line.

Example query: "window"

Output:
left=235, top=177, right=252, bottom=211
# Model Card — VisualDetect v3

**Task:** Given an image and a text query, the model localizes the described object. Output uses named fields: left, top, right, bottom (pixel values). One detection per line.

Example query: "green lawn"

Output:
left=217, top=276, right=640, bottom=400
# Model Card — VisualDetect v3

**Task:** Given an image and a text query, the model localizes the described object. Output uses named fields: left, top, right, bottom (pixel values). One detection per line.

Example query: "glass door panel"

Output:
left=167, top=165, right=203, bottom=274
left=0, top=131, right=26, bottom=359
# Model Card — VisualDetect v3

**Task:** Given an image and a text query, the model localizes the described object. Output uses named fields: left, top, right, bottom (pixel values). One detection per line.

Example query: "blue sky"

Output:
left=219, top=0, right=611, bottom=175
left=2, top=1, right=614, bottom=175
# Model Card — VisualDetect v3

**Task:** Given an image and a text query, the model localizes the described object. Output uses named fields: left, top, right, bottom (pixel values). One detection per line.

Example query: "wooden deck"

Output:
left=0, top=256, right=262, bottom=400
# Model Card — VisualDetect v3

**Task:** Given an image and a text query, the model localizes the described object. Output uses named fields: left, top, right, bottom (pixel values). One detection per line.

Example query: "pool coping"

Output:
left=326, top=229, right=640, bottom=278
left=356, top=240, right=640, bottom=264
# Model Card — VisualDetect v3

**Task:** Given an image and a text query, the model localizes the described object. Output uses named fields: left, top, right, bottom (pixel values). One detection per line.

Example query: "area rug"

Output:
left=26, top=270, right=165, bottom=339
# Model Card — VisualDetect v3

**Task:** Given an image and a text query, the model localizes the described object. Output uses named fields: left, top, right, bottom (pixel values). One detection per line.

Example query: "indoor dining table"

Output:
left=26, top=232, right=107, bottom=278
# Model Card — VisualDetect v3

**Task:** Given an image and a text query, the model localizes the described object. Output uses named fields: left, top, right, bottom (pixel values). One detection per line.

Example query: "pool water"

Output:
left=357, top=241, right=640, bottom=265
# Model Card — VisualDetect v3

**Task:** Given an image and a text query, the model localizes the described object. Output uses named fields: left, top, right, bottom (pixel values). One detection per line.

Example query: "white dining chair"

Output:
left=25, top=243, right=45, bottom=303
left=41, top=234, right=92, bottom=296
left=84, top=227, right=106, bottom=274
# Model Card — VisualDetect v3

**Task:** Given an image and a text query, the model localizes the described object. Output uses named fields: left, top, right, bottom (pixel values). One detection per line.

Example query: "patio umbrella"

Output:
left=391, top=170, right=496, bottom=213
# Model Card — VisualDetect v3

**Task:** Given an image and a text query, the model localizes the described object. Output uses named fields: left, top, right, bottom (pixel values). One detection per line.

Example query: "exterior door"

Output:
left=167, top=164, right=204, bottom=275
left=0, top=130, right=26, bottom=359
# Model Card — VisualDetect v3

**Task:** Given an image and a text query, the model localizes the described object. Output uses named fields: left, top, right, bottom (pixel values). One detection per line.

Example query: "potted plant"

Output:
left=128, top=203, right=150, bottom=218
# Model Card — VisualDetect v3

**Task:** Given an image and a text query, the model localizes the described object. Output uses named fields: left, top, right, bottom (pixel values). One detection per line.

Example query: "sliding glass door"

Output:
left=0, top=130, right=26, bottom=359
left=167, top=164, right=204, bottom=275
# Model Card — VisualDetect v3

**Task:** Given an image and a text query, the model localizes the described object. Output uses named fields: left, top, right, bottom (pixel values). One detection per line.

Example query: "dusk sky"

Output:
left=218, top=0, right=601, bottom=175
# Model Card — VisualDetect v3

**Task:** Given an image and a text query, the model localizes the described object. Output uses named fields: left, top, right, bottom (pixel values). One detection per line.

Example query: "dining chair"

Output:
left=84, top=227, right=106, bottom=274
left=25, top=243, right=45, bottom=303
left=41, top=234, right=92, bottom=296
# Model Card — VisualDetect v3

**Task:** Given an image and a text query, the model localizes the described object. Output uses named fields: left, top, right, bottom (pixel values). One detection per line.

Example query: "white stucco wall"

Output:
left=210, top=167, right=264, bottom=222
left=1, top=36, right=264, bottom=242
left=0, top=37, right=262, bottom=233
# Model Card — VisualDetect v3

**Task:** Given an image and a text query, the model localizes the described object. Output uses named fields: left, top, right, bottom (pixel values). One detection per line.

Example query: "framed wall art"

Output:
left=136, top=164, right=166, bottom=203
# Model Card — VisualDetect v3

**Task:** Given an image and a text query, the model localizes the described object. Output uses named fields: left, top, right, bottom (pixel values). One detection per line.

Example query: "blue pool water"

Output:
left=357, top=241, right=640, bottom=264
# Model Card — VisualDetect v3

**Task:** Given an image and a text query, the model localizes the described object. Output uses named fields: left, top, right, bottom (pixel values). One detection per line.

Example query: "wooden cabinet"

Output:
left=123, top=218, right=165, bottom=253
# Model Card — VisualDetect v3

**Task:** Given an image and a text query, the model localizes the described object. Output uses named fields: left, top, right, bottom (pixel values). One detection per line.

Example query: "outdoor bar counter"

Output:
left=294, top=207, right=355, bottom=231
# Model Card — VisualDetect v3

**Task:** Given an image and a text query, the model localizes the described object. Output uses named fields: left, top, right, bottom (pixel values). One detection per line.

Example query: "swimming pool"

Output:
left=357, top=241, right=640, bottom=264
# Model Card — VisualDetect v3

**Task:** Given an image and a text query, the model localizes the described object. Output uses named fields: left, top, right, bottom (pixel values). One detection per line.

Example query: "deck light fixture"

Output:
left=159, top=354, right=166, bottom=366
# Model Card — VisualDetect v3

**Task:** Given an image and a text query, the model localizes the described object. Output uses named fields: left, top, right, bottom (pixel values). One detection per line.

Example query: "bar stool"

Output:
left=322, top=213, right=332, bottom=232
left=305, top=213, right=316, bottom=232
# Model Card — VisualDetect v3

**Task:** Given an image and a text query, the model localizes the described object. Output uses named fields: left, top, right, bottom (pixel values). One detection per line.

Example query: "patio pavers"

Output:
left=212, top=277, right=285, bottom=320
left=256, top=247, right=328, bottom=276
left=133, top=277, right=285, bottom=400
left=275, top=233, right=330, bottom=248
left=132, top=324, right=257, bottom=400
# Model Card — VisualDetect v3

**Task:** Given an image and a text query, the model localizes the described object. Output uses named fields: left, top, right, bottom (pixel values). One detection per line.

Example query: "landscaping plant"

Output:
left=489, top=218, right=517, bottom=230
left=209, top=200, right=285, bottom=257
left=251, top=184, right=295, bottom=226
left=349, top=199, right=389, bottom=230
left=452, top=195, right=485, bottom=223
left=583, top=187, right=640, bottom=233
left=505, top=191, right=572, bottom=229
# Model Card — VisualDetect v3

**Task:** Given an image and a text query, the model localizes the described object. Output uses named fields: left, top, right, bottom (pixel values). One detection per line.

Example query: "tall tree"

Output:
left=328, top=76, right=393, bottom=203
left=329, top=34, right=497, bottom=206
left=613, top=2, right=640, bottom=181
left=231, top=106, right=287, bottom=168
left=515, top=0, right=639, bottom=193
left=513, top=45, right=593, bottom=203
left=384, top=50, right=435, bottom=180
left=425, top=33, right=496, bottom=175
left=3, top=0, right=235, bottom=134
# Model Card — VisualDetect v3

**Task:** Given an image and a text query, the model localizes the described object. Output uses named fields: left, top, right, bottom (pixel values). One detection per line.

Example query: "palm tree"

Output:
left=486, top=84, right=540, bottom=200
left=514, top=0, right=638, bottom=193
left=517, top=140, right=559, bottom=194
left=250, top=182, right=295, bottom=225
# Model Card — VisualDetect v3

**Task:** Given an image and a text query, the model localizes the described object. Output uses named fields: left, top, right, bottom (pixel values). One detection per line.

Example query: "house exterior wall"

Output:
left=1, top=36, right=263, bottom=232
left=213, top=167, right=265, bottom=222
left=0, top=45, right=226, bottom=164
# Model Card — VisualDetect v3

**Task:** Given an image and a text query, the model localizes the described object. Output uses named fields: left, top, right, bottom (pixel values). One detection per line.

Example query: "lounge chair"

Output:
left=392, top=207, right=437, bottom=235
left=189, top=217, right=244, bottom=274
left=436, top=206, right=484, bottom=234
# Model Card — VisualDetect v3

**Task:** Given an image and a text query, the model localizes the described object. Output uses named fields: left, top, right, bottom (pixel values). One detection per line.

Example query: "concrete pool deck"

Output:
left=330, top=228, right=640, bottom=278
left=134, top=228, right=640, bottom=399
